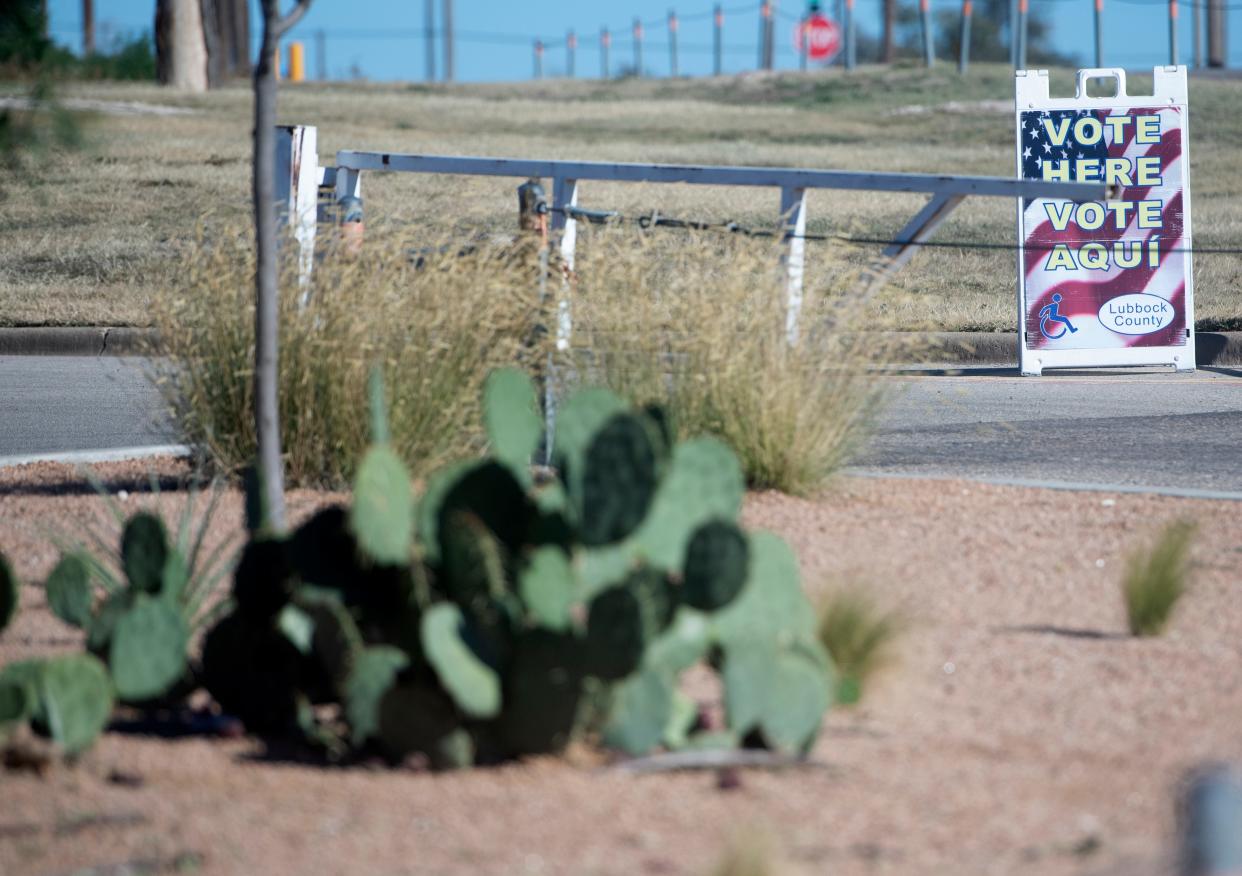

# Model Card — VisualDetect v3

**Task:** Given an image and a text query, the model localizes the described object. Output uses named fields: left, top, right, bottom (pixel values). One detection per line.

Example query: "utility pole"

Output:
left=442, top=0, right=454, bottom=82
left=1192, top=0, right=1202, bottom=66
left=713, top=5, right=723, bottom=76
left=1207, top=0, right=1226, bottom=66
left=669, top=11, right=679, bottom=77
left=601, top=27, right=610, bottom=78
left=82, top=0, right=94, bottom=55
left=424, top=0, right=435, bottom=81
left=633, top=18, right=643, bottom=76
left=882, top=0, right=895, bottom=63
left=316, top=28, right=326, bottom=80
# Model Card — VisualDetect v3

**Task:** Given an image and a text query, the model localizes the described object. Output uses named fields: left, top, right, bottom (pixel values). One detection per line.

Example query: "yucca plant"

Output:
left=1123, top=521, right=1196, bottom=637
left=816, top=589, right=903, bottom=706
left=43, top=471, right=240, bottom=703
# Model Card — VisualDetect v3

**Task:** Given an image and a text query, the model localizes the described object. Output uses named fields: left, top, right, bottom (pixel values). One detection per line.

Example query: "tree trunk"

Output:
left=155, top=0, right=208, bottom=91
left=252, top=0, right=312, bottom=532
left=253, top=1, right=285, bottom=531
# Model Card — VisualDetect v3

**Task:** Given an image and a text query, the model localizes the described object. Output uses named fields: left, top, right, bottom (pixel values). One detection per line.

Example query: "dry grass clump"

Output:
left=569, top=229, right=914, bottom=494
left=152, top=227, right=546, bottom=487
left=707, top=830, right=791, bottom=876
left=817, top=588, right=904, bottom=705
left=1123, top=520, right=1196, bottom=637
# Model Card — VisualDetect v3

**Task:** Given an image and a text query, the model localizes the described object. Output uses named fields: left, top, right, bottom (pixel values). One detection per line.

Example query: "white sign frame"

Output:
left=1014, top=66, right=1195, bottom=376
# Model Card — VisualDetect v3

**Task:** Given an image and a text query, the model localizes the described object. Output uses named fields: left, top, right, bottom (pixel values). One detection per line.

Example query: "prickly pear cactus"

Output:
left=0, top=552, right=17, bottom=636
left=46, top=554, right=93, bottom=629
left=198, top=367, right=832, bottom=767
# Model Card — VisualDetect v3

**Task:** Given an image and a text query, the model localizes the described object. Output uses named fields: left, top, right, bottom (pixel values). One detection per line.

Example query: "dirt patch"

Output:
left=1, top=459, right=1240, bottom=875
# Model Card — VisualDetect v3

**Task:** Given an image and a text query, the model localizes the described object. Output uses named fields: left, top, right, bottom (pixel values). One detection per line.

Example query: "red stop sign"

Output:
left=794, top=14, right=841, bottom=62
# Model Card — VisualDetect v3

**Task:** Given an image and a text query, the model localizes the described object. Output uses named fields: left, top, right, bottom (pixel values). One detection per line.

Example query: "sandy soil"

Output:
left=1, top=458, right=1240, bottom=876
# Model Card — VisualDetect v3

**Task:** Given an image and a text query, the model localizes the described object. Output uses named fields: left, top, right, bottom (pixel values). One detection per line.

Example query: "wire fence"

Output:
left=548, top=204, right=1240, bottom=257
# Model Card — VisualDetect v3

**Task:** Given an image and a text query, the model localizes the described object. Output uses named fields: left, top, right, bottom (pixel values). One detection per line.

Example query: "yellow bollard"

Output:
left=288, top=42, right=306, bottom=83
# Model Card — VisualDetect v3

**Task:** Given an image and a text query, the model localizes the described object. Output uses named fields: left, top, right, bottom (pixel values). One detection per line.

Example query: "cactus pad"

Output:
left=201, top=613, right=303, bottom=733
left=350, top=445, right=414, bottom=566
left=233, top=538, right=294, bottom=620
left=683, top=520, right=750, bottom=611
left=601, top=668, right=673, bottom=756
left=344, top=645, right=409, bottom=746
left=46, top=554, right=94, bottom=630
left=421, top=603, right=502, bottom=720
left=0, top=552, right=17, bottom=635
left=578, top=413, right=661, bottom=547
left=376, top=678, right=463, bottom=764
left=721, top=640, right=831, bottom=755
left=585, top=567, right=675, bottom=681
left=482, top=368, right=543, bottom=473
left=122, top=512, right=169, bottom=594
left=39, top=653, right=113, bottom=755
left=711, top=531, right=817, bottom=648
left=109, top=595, right=189, bottom=703
left=632, top=437, right=744, bottom=570
left=498, top=630, right=584, bottom=756
left=517, top=547, right=576, bottom=631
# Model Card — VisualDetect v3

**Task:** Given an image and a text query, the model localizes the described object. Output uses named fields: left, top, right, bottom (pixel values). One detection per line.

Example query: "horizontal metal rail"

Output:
left=335, top=151, right=1107, bottom=202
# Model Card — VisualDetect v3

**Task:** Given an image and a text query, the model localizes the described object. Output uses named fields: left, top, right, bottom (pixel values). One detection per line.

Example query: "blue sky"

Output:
left=48, top=0, right=1236, bottom=82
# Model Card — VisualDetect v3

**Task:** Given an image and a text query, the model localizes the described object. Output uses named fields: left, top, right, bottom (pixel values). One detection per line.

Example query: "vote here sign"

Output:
left=1014, top=67, right=1195, bottom=375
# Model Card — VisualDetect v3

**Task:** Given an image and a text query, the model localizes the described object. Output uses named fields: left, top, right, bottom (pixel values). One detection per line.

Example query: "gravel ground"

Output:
left=1, top=458, right=1240, bottom=876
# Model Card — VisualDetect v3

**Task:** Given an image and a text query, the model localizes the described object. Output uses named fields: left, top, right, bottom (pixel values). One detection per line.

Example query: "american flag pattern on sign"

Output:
left=1019, top=106, right=1187, bottom=350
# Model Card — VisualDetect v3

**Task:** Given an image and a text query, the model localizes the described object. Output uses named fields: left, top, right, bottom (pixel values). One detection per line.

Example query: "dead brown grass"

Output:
left=151, top=226, right=545, bottom=487
left=2, top=64, right=1237, bottom=329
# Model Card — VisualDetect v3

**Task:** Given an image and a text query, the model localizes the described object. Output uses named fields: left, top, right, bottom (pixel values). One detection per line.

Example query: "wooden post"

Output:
left=882, top=0, right=895, bottom=62
left=780, top=187, right=808, bottom=346
left=713, top=5, right=723, bottom=75
left=567, top=30, right=576, bottom=77
left=1169, top=0, right=1180, bottom=65
left=633, top=19, right=644, bottom=75
left=534, top=39, right=543, bottom=79
left=1207, top=0, right=1226, bottom=66
left=799, top=14, right=808, bottom=71
left=334, top=166, right=364, bottom=258
left=1009, top=0, right=1018, bottom=66
left=958, top=0, right=972, bottom=72
left=845, top=0, right=857, bottom=69
left=1017, top=0, right=1028, bottom=68
left=921, top=0, right=935, bottom=66
left=669, top=11, right=679, bottom=77
left=1094, top=0, right=1104, bottom=67
left=601, top=27, right=610, bottom=78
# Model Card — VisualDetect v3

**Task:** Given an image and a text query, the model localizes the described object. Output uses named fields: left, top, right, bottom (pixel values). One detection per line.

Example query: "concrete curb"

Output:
left=0, top=326, right=1239, bottom=368
left=0, top=327, right=158, bottom=356
left=925, top=331, right=1242, bottom=368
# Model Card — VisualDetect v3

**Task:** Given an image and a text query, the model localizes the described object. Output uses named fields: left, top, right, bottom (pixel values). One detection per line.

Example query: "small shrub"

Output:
left=817, top=589, right=903, bottom=705
left=1123, top=521, right=1195, bottom=637
left=709, top=830, right=787, bottom=876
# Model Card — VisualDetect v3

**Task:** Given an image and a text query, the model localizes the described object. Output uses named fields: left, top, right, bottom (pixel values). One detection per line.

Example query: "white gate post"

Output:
left=780, top=186, right=808, bottom=345
left=550, top=176, right=579, bottom=352
left=275, top=125, right=319, bottom=305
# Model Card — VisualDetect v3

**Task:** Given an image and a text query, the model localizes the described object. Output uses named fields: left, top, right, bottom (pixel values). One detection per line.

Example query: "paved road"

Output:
left=2, top=357, right=1240, bottom=497
left=848, top=366, right=1242, bottom=498
left=0, top=357, right=177, bottom=460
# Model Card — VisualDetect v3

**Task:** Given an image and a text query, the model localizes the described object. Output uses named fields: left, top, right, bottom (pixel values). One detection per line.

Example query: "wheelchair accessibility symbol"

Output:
left=1039, top=293, right=1078, bottom=341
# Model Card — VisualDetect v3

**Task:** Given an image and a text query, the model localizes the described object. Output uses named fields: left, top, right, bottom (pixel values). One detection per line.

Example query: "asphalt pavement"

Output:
left=848, top=366, right=1242, bottom=498
left=2, top=357, right=1240, bottom=498
left=0, top=357, right=178, bottom=461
